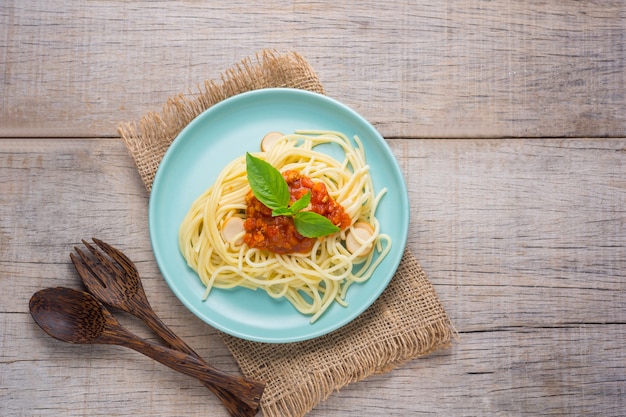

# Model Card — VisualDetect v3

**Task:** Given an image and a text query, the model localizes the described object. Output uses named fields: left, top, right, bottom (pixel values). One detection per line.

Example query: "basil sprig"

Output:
left=246, top=153, right=340, bottom=238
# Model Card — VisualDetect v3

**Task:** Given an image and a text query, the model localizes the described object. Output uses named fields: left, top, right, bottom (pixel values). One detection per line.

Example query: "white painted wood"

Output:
left=1, top=138, right=624, bottom=416
left=1, top=1, right=625, bottom=138
left=1, top=0, right=625, bottom=414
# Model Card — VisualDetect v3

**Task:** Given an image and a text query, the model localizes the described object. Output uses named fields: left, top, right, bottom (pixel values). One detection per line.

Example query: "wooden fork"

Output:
left=70, top=238, right=264, bottom=417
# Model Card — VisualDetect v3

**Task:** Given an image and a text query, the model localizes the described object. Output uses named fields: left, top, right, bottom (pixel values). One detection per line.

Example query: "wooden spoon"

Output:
left=71, top=238, right=262, bottom=416
left=29, top=287, right=264, bottom=410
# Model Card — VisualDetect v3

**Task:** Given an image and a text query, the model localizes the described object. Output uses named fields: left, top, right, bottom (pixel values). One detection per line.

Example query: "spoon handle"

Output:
left=130, top=303, right=262, bottom=416
left=132, top=301, right=211, bottom=363
left=106, top=328, right=265, bottom=405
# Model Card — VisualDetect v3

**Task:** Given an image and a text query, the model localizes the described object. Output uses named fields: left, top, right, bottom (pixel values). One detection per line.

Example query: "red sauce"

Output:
left=243, top=170, right=351, bottom=254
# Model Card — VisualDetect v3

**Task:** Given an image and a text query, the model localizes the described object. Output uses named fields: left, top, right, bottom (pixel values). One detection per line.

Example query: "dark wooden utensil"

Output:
left=29, top=287, right=264, bottom=413
left=70, top=238, right=263, bottom=416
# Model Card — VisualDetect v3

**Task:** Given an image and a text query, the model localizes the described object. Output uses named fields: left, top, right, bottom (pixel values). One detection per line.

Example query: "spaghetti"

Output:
left=178, top=130, right=391, bottom=323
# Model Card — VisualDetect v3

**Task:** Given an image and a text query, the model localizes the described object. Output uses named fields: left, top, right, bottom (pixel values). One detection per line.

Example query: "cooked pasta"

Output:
left=178, top=130, right=391, bottom=323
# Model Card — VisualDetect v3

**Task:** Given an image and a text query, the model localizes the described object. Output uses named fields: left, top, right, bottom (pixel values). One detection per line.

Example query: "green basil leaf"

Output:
left=294, top=211, right=340, bottom=238
left=271, top=207, right=293, bottom=217
left=246, top=152, right=341, bottom=239
left=289, top=191, right=311, bottom=213
left=246, top=153, right=290, bottom=210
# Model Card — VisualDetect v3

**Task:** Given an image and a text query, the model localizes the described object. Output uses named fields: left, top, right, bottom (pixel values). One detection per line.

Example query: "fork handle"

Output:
left=106, top=327, right=265, bottom=411
left=130, top=303, right=262, bottom=417
left=131, top=302, right=207, bottom=362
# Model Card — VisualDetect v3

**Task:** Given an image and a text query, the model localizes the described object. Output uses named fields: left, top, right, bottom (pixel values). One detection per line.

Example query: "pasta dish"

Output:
left=178, top=130, right=391, bottom=323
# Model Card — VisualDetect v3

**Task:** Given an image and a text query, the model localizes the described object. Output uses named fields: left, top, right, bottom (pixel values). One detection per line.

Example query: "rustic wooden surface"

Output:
left=1, top=1, right=625, bottom=416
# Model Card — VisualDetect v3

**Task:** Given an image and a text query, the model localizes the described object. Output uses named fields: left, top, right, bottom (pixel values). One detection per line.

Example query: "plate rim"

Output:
left=149, top=87, right=409, bottom=343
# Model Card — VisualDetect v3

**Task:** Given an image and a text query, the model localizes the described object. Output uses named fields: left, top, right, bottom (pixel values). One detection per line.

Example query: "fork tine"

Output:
left=71, top=247, right=109, bottom=288
left=91, top=238, right=135, bottom=273
left=77, top=242, right=123, bottom=282
left=70, top=252, right=97, bottom=284
left=81, top=239, right=121, bottom=274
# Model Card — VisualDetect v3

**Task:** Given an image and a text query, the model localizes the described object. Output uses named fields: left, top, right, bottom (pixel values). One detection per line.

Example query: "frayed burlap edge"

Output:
left=118, top=49, right=324, bottom=192
left=118, top=49, right=455, bottom=417
left=221, top=249, right=454, bottom=417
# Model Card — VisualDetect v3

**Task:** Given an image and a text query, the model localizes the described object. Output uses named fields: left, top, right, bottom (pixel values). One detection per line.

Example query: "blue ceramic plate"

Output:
left=149, top=88, right=408, bottom=343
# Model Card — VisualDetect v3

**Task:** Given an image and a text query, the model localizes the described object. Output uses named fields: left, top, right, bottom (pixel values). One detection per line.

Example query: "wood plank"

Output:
left=1, top=138, right=624, bottom=415
left=1, top=1, right=625, bottom=139
left=316, top=327, right=626, bottom=416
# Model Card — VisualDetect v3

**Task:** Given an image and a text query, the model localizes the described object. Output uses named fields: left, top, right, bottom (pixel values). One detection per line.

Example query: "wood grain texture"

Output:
left=1, top=1, right=625, bottom=139
left=2, top=0, right=625, bottom=415
left=1, top=138, right=624, bottom=416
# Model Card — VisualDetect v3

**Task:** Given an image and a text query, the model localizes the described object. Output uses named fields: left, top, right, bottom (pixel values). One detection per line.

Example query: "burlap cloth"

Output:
left=119, top=49, right=454, bottom=417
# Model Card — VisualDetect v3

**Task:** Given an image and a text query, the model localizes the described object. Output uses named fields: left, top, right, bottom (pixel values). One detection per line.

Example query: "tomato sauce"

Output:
left=243, top=170, right=351, bottom=254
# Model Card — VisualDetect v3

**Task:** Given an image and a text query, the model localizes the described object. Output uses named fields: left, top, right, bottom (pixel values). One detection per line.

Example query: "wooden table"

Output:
left=2, top=2, right=624, bottom=416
